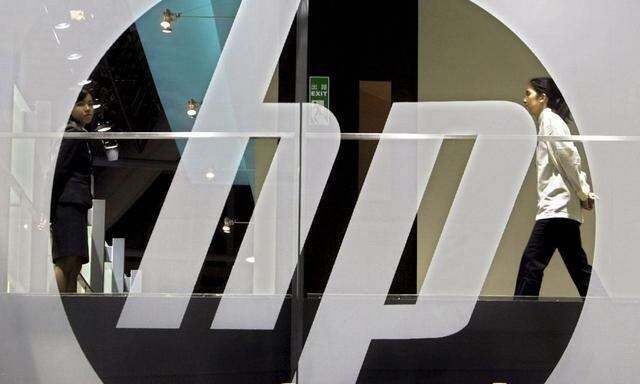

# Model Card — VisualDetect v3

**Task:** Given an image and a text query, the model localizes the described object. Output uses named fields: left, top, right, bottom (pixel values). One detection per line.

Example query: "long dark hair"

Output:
left=529, top=77, right=572, bottom=123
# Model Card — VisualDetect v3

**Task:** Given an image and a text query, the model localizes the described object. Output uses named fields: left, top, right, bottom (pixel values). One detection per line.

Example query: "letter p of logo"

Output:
left=298, top=102, right=536, bottom=382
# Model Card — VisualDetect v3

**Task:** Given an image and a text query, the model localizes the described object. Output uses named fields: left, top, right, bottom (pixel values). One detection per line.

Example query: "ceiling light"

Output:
left=96, top=122, right=111, bottom=132
left=161, top=9, right=180, bottom=33
left=222, top=217, right=234, bottom=234
left=66, top=53, right=82, bottom=61
left=221, top=217, right=250, bottom=234
left=159, top=8, right=234, bottom=34
left=70, top=10, right=85, bottom=21
left=187, top=98, right=200, bottom=118
left=245, top=257, right=256, bottom=264
left=55, top=22, right=70, bottom=30
left=205, top=170, right=215, bottom=180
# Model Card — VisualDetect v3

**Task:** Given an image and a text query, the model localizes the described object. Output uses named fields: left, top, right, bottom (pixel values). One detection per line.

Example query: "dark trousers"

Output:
left=514, top=218, right=592, bottom=297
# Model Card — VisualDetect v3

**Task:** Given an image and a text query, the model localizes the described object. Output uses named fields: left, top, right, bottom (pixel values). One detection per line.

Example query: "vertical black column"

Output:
left=291, top=0, right=309, bottom=380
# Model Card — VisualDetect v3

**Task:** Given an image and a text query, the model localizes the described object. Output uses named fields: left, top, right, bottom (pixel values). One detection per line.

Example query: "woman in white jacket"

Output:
left=515, top=77, right=596, bottom=297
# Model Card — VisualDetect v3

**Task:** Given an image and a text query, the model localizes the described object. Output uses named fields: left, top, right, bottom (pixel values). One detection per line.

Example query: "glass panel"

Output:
left=2, top=0, right=640, bottom=383
left=1, top=0, right=299, bottom=382
left=296, top=0, right=629, bottom=383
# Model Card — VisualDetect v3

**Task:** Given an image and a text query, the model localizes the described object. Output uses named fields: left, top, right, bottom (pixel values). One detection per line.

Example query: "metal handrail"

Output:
left=0, top=131, right=636, bottom=142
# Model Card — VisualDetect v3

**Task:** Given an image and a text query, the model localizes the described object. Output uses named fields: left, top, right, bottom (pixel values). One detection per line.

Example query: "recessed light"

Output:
left=54, top=22, right=70, bottom=30
left=161, top=9, right=180, bottom=34
left=70, top=10, right=85, bottom=21
left=66, top=53, right=82, bottom=61
left=245, top=257, right=256, bottom=264
left=187, top=99, right=200, bottom=118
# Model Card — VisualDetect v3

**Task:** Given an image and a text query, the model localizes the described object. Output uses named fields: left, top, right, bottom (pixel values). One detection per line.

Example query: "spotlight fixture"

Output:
left=187, top=98, right=200, bottom=118
left=222, top=217, right=250, bottom=234
left=66, top=53, right=83, bottom=61
left=205, top=169, right=215, bottom=180
left=160, top=8, right=234, bottom=34
left=96, top=121, right=112, bottom=132
left=70, top=10, right=86, bottom=21
left=222, top=217, right=233, bottom=234
left=160, top=9, right=180, bottom=33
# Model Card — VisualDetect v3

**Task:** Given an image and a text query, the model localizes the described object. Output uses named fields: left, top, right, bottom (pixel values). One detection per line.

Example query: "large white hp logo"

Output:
left=113, top=0, right=536, bottom=382
left=6, top=0, right=640, bottom=383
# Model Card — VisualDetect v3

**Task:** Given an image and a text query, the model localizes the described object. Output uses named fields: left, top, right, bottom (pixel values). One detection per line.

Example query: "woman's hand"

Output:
left=581, top=192, right=598, bottom=211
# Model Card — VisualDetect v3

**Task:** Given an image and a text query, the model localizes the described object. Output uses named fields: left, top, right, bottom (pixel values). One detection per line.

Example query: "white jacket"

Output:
left=535, top=108, right=591, bottom=223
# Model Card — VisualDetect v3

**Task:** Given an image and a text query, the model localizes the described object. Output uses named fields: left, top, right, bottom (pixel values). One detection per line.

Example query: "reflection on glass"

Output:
left=50, top=88, right=95, bottom=293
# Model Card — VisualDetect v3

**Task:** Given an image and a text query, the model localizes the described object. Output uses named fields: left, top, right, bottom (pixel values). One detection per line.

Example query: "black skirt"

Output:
left=51, top=203, right=89, bottom=264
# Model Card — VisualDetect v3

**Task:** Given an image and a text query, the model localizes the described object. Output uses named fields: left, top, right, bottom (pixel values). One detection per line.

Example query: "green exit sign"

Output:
left=309, top=76, right=330, bottom=109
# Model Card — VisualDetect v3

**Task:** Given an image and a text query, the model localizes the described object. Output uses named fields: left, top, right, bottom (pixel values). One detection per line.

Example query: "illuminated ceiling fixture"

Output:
left=187, top=98, right=200, bottom=118
left=160, top=8, right=234, bottom=34
left=96, top=122, right=112, bottom=132
left=54, top=22, right=70, bottom=30
left=205, top=169, right=215, bottom=180
left=66, top=53, right=82, bottom=61
left=222, top=217, right=249, bottom=234
left=161, top=9, right=179, bottom=33
left=222, top=217, right=233, bottom=234
left=70, top=10, right=86, bottom=21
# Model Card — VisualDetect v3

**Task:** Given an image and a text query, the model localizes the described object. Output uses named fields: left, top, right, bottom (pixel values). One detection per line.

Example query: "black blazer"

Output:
left=51, top=121, right=93, bottom=212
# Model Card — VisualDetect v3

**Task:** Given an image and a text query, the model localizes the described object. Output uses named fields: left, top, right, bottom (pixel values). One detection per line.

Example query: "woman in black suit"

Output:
left=51, top=89, right=94, bottom=293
